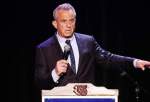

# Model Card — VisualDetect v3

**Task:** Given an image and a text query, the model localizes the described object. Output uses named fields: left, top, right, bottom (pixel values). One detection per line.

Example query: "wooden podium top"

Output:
left=42, top=83, right=118, bottom=96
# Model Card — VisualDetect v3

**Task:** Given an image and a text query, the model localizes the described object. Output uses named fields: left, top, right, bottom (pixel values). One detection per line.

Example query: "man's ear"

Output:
left=52, top=20, right=57, bottom=29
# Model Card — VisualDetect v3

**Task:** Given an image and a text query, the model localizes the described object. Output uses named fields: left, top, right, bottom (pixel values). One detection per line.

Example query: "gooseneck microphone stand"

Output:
left=134, top=81, right=140, bottom=102
left=120, top=71, right=141, bottom=102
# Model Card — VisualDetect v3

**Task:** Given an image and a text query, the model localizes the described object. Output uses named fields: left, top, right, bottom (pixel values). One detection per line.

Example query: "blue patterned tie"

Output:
left=65, top=40, right=76, bottom=73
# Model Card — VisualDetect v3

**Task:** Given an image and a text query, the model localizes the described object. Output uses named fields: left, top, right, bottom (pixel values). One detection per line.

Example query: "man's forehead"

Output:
left=56, top=10, right=75, bottom=18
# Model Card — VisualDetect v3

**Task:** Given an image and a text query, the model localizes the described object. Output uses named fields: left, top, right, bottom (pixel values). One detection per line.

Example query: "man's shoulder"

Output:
left=75, top=32, right=93, bottom=39
left=36, top=35, right=56, bottom=48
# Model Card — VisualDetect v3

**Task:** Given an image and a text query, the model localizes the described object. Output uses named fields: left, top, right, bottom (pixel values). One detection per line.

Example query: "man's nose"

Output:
left=66, top=23, right=71, bottom=28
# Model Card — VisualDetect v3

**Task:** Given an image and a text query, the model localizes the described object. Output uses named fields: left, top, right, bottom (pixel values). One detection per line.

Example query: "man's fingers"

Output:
left=144, top=65, right=150, bottom=69
left=61, top=63, right=68, bottom=68
left=59, top=59, right=68, bottom=64
left=141, top=67, right=145, bottom=71
left=56, top=59, right=69, bottom=76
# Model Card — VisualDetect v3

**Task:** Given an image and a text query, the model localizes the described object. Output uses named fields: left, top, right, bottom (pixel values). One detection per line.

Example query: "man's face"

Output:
left=52, top=9, right=76, bottom=38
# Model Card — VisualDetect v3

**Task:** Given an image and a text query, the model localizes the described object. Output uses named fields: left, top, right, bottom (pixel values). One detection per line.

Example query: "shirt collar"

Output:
left=56, top=32, right=75, bottom=44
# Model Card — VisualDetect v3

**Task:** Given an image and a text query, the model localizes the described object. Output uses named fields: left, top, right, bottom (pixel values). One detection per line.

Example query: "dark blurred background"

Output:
left=3, top=0, right=150, bottom=102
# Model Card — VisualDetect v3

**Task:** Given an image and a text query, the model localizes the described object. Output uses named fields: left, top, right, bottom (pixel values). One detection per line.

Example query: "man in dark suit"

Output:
left=35, top=3, right=150, bottom=91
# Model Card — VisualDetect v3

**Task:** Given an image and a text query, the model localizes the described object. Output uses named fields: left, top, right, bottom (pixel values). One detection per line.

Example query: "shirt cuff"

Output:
left=133, top=59, right=140, bottom=68
left=51, top=69, right=60, bottom=83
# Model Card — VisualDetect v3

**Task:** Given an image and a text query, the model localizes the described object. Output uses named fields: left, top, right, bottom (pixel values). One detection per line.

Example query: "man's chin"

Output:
left=64, top=33, right=73, bottom=38
left=65, top=35, right=73, bottom=38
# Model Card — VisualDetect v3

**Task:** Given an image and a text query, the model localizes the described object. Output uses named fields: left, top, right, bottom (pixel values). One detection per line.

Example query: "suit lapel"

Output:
left=52, top=35, right=64, bottom=59
left=74, top=33, right=84, bottom=75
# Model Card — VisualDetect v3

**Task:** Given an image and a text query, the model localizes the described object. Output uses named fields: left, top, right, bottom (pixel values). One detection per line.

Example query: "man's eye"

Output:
left=61, top=20, right=66, bottom=22
left=70, top=19, right=75, bottom=22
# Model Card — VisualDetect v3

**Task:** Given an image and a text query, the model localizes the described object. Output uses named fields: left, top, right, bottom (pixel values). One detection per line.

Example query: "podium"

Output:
left=42, top=83, right=119, bottom=102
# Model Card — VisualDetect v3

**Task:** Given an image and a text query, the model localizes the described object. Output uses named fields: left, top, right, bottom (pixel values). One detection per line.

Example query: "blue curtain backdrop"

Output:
left=3, top=0, right=150, bottom=102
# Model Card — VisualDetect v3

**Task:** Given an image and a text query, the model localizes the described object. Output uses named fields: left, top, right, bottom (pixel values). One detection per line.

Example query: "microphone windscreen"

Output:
left=64, top=44, right=70, bottom=52
left=63, top=45, right=70, bottom=60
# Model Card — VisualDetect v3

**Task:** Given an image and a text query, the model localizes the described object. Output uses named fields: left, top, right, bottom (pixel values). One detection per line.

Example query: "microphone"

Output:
left=59, top=45, right=70, bottom=76
left=63, top=44, right=71, bottom=60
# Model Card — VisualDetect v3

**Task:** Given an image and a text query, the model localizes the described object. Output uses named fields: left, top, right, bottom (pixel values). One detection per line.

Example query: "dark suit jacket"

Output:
left=35, top=33, right=134, bottom=90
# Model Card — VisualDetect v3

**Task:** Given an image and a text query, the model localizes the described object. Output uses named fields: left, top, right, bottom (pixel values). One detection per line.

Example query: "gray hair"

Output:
left=53, top=3, right=76, bottom=19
